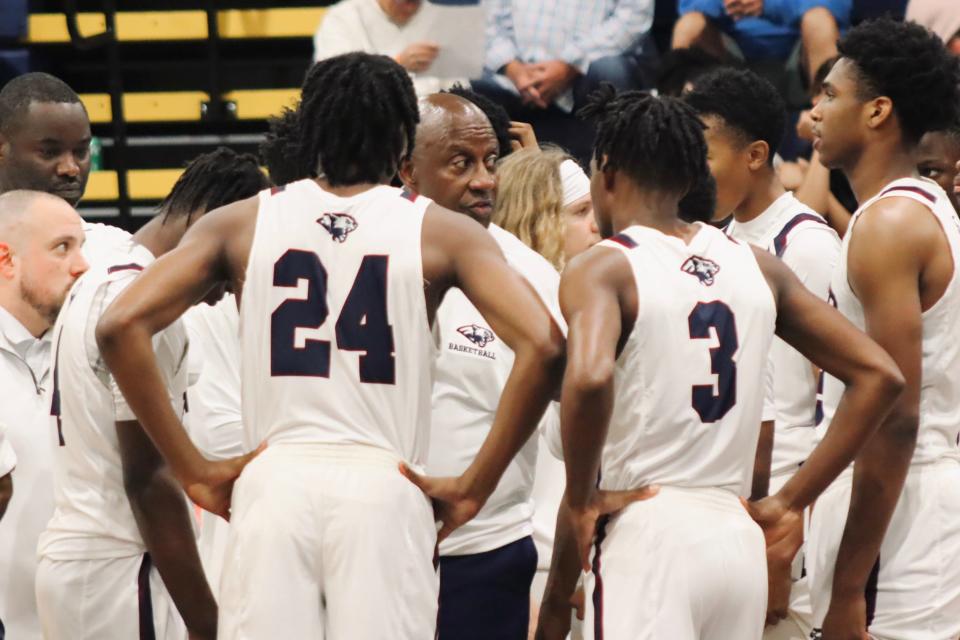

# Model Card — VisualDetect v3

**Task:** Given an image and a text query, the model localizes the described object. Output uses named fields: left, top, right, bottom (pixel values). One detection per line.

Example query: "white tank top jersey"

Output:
left=39, top=239, right=190, bottom=561
left=429, top=224, right=564, bottom=556
left=726, top=193, right=840, bottom=476
left=598, top=223, right=776, bottom=496
left=821, top=177, right=960, bottom=465
left=240, top=180, right=435, bottom=465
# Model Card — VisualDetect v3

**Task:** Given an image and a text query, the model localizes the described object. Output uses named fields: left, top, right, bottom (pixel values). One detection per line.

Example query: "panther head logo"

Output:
left=457, top=324, right=496, bottom=348
left=317, top=213, right=358, bottom=243
left=681, top=255, right=720, bottom=286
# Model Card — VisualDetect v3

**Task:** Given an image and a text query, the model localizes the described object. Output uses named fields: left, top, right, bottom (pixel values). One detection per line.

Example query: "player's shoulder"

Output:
left=488, top=224, right=560, bottom=285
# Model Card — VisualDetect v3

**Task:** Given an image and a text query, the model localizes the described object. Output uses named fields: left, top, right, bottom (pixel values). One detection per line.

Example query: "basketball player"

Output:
left=35, top=149, right=267, bottom=640
left=807, top=18, right=960, bottom=639
left=95, top=53, right=564, bottom=639
left=0, top=190, right=87, bottom=640
left=685, top=68, right=841, bottom=639
left=398, top=92, right=565, bottom=639
left=534, top=86, right=903, bottom=640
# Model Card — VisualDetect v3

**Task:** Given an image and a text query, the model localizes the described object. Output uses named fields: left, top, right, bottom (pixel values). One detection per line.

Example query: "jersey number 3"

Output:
left=271, top=250, right=395, bottom=384
left=688, top=301, right=738, bottom=422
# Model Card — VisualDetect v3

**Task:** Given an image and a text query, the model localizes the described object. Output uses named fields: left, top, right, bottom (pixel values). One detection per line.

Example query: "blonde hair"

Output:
left=493, top=146, right=570, bottom=270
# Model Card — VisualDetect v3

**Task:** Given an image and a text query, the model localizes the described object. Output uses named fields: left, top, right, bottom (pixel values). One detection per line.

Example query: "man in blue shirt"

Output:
left=672, top=0, right=851, bottom=86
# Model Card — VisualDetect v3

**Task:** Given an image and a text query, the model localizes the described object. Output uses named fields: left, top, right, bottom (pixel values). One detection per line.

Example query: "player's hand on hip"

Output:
left=742, top=494, right=803, bottom=553
left=568, top=486, right=660, bottom=572
left=399, top=463, right=483, bottom=541
left=186, top=442, right=266, bottom=521
left=821, top=593, right=869, bottom=640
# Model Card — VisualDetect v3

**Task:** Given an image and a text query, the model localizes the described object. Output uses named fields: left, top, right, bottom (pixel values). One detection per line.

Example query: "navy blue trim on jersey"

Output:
left=270, top=185, right=286, bottom=195
left=592, top=515, right=610, bottom=640
left=138, top=553, right=156, bottom=640
left=608, top=233, right=638, bottom=249
left=773, top=213, right=828, bottom=258
left=106, top=263, right=145, bottom=275
left=865, top=555, right=880, bottom=629
left=400, top=188, right=419, bottom=202
left=880, top=185, right=936, bottom=204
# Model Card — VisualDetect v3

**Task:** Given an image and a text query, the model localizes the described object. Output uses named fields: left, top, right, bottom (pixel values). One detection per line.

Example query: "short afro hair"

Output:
left=683, top=68, right=787, bottom=163
left=0, top=72, right=86, bottom=136
left=838, top=17, right=960, bottom=144
left=655, top=47, right=731, bottom=98
left=443, top=83, right=513, bottom=158
left=579, top=84, right=707, bottom=197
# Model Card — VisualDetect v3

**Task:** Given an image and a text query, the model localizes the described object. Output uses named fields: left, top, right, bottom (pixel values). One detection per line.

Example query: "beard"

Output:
left=20, top=272, right=69, bottom=329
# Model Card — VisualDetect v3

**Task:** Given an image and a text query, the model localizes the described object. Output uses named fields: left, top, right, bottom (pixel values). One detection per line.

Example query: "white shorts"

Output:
left=217, top=443, right=439, bottom=640
left=584, top=486, right=767, bottom=640
left=763, top=467, right=814, bottom=640
left=35, top=553, right=185, bottom=640
left=807, top=459, right=960, bottom=640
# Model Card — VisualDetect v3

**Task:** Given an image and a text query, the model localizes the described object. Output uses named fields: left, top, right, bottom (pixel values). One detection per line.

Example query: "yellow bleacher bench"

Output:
left=27, top=9, right=326, bottom=43
left=84, top=169, right=183, bottom=201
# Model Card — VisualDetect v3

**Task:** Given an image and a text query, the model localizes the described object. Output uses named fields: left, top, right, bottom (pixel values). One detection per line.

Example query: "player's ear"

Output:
left=746, top=140, right=770, bottom=171
left=865, top=96, right=894, bottom=131
left=398, top=157, right=416, bottom=191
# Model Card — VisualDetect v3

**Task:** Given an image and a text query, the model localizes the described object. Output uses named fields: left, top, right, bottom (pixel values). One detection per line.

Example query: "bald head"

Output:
left=400, top=93, right=499, bottom=225
left=0, top=190, right=78, bottom=248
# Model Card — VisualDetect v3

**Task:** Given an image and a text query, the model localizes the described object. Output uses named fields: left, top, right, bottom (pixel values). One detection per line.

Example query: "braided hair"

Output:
left=160, top=147, right=268, bottom=223
left=578, top=84, right=708, bottom=197
left=298, top=53, right=419, bottom=186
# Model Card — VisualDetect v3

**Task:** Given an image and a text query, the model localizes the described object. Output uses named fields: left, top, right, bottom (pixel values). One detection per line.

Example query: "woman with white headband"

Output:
left=494, top=147, right=601, bottom=271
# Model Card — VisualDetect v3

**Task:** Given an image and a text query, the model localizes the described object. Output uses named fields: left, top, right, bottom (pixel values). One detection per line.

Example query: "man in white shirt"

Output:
left=399, top=92, right=565, bottom=640
left=0, top=190, right=88, bottom=640
left=685, top=68, right=841, bottom=640
left=36, top=149, right=267, bottom=640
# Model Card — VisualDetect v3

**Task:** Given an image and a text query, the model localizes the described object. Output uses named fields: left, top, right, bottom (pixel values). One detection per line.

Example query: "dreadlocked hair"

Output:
left=160, top=147, right=269, bottom=223
left=443, top=83, right=513, bottom=158
left=838, top=18, right=960, bottom=144
left=578, top=84, right=707, bottom=196
left=260, top=106, right=306, bottom=186
left=298, top=53, right=419, bottom=186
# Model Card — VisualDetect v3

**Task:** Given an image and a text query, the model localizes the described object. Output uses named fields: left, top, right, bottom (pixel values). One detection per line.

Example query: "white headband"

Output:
left=560, top=159, right=591, bottom=207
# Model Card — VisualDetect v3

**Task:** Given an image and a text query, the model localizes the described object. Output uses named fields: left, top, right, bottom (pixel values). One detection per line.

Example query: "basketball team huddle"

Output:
left=2, top=14, right=960, bottom=640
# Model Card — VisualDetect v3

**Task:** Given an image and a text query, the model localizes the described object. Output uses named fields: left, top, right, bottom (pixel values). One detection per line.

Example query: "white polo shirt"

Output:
left=428, top=224, right=565, bottom=556
left=0, top=304, right=56, bottom=640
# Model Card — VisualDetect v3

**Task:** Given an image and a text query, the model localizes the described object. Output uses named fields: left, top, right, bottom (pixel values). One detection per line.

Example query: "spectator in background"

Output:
left=472, top=0, right=656, bottom=163
left=917, top=124, right=960, bottom=214
left=672, top=0, right=851, bottom=86
left=907, top=0, right=960, bottom=55
left=314, top=0, right=456, bottom=96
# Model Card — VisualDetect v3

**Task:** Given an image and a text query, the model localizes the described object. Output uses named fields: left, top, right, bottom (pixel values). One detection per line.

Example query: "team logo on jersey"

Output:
left=681, top=255, right=720, bottom=286
left=317, top=212, right=358, bottom=243
left=457, top=324, right=496, bottom=348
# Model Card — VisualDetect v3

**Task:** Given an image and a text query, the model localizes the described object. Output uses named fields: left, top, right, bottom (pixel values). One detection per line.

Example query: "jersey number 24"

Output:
left=270, top=249, right=395, bottom=384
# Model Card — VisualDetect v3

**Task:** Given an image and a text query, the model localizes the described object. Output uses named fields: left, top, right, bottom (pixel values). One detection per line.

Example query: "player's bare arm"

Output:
left=97, top=198, right=262, bottom=519
left=117, top=419, right=217, bottom=639
left=750, top=420, right=774, bottom=501
left=744, top=242, right=904, bottom=558
left=535, top=247, right=659, bottom=640
left=819, top=197, right=944, bottom=636
left=0, top=472, right=10, bottom=521
left=402, top=204, right=565, bottom=540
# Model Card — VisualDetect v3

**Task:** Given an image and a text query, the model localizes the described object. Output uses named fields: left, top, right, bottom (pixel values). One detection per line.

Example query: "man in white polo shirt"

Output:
left=0, top=190, right=88, bottom=640
left=399, top=92, right=564, bottom=640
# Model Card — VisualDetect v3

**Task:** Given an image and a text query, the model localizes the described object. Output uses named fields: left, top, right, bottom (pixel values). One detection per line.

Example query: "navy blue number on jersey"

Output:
left=271, top=250, right=395, bottom=383
left=688, top=301, right=738, bottom=422
left=335, top=255, right=395, bottom=383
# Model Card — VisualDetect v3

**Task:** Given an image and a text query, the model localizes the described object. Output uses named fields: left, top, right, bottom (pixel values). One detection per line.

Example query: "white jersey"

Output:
left=38, top=240, right=190, bottom=561
left=428, top=224, right=563, bottom=556
left=821, top=177, right=960, bottom=465
left=239, top=180, right=435, bottom=463
left=598, top=223, right=776, bottom=496
left=726, top=193, right=839, bottom=476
